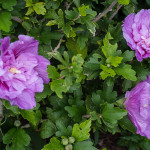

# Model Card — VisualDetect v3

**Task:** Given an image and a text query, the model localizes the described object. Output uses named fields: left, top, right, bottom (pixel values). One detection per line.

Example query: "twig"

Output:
left=65, top=1, right=73, bottom=10
left=53, top=37, right=63, bottom=53
left=73, top=14, right=81, bottom=22
left=109, top=4, right=123, bottom=20
left=93, top=0, right=118, bottom=22
left=82, top=115, right=91, bottom=119
left=12, top=16, right=22, bottom=24
left=57, top=75, right=65, bottom=80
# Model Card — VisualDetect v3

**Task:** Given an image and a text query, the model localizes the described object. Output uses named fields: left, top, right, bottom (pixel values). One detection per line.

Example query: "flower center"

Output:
left=9, top=67, right=21, bottom=74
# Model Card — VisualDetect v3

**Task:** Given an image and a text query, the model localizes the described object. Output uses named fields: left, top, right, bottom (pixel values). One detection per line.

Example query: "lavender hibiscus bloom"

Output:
left=124, top=76, right=150, bottom=139
left=122, top=9, right=150, bottom=61
left=0, top=35, right=50, bottom=109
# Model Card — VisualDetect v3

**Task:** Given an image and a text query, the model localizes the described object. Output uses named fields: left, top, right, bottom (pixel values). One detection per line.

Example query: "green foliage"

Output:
left=0, top=12, right=12, bottom=32
left=42, top=137, right=63, bottom=150
left=0, top=0, right=148, bottom=149
left=3, top=128, right=31, bottom=150
left=72, top=119, right=91, bottom=142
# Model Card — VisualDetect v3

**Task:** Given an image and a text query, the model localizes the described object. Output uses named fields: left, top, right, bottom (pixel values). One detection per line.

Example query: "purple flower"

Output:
left=0, top=35, right=50, bottom=109
left=124, top=76, right=150, bottom=139
left=122, top=9, right=150, bottom=61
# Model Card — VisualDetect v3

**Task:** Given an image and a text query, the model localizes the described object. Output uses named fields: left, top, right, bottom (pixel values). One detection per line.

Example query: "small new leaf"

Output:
left=72, top=119, right=91, bottom=141
left=108, top=56, right=123, bottom=67
left=117, top=0, right=130, bottom=5
left=102, top=32, right=118, bottom=58
left=41, top=137, right=63, bottom=150
left=33, top=2, right=46, bottom=15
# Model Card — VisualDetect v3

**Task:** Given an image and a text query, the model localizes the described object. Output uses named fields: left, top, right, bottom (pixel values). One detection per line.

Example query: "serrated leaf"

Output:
left=117, top=0, right=130, bottom=5
left=40, top=120, right=56, bottom=139
left=20, top=110, right=42, bottom=128
left=78, top=4, right=89, bottom=16
left=100, top=64, right=116, bottom=79
left=74, top=141, right=98, bottom=150
left=122, top=50, right=134, bottom=62
left=65, top=10, right=79, bottom=20
left=118, top=116, right=136, bottom=133
left=25, top=0, right=32, bottom=7
left=46, top=20, right=57, bottom=26
left=114, top=64, right=137, bottom=81
left=102, top=32, right=118, bottom=58
left=1, top=0, right=17, bottom=11
left=22, top=21, right=32, bottom=31
left=86, top=21, right=96, bottom=36
left=26, top=7, right=34, bottom=15
left=33, top=2, right=46, bottom=15
left=108, top=56, right=123, bottom=67
left=72, top=119, right=91, bottom=141
left=77, top=34, right=88, bottom=50
left=41, top=137, right=63, bottom=150
left=102, top=103, right=127, bottom=125
left=3, top=128, right=31, bottom=150
left=65, top=105, right=85, bottom=122
left=0, top=12, right=12, bottom=32
left=66, top=38, right=87, bottom=59
left=50, top=79, right=67, bottom=98
left=73, top=0, right=80, bottom=7
left=47, top=65, right=60, bottom=79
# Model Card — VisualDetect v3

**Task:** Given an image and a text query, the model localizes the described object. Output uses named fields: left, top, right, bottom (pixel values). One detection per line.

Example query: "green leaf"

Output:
left=56, top=120, right=72, bottom=137
left=40, top=120, right=56, bottom=139
left=25, top=0, right=32, bottom=7
left=50, top=79, right=67, bottom=98
left=57, top=9, right=64, bottom=28
left=1, top=0, right=17, bottom=11
left=114, top=64, right=137, bottom=81
left=118, top=116, right=136, bottom=133
left=66, top=38, right=87, bottom=59
left=36, top=84, right=53, bottom=99
left=3, top=128, right=31, bottom=150
left=65, top=105, right=85, bottom=122
left=47, top=65, right=60, bottom=79
left=102, top=32, right=118, bottom=58
left=0, top=12, right=12, bottom=32
left=107, top=56, right=123, bottom=67
left=86, top=21, right=96, bottom=36
left=20, top=110, right=42, bottom=128
left=74, top=141, right=98, bottom=150
left=46, top=20, right=58, bottom=26
left=26, top=7, right=34, bottom=15
left=33, top=2, right=46, bottom=15
left=117, top=0, right=130, bottom=5
left=72, top=119, right=91, bottom=142
left=65, top=10, right=79, bottom=20
left=73, top=0, right=80, bottom=7
left=77, top=34, right=88, bottom=50
left=41, top=137, right=63, bottom=150
left=102, top=103, right=127, bottom=125
left=22, top=21, right=32, bottom=31
left=100, top=64, right=116, bottom=80
left=78, top=4, right=89, bottom=16
left=121, top=50, right=134, bottom=62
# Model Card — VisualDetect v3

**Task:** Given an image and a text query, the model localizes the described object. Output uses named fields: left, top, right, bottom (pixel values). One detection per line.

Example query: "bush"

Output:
left=0, top=0, right=150, bottom=149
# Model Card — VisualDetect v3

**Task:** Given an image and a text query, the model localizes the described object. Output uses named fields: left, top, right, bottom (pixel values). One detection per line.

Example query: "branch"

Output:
left=12, top=16, right=22, bottom=24
left=109, top=4, right=123, bottom=20
left=73, top=14, right=81, bottom=22
left=65, top=1, right=73, bottom=10
left=93, top=0, right=118, bottom=22
left=53, top=37, right=63, bottom=53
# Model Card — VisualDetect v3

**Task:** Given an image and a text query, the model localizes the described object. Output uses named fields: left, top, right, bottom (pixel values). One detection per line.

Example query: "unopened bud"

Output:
left=14, top=120, right=21, bottom=127
left=68, top=137, right=75, bottom=144
left=107, top=64, right=110, bottom=68
left=65, top=144, right=73, bottom=150
left=62, top=138, right=69, bottom=145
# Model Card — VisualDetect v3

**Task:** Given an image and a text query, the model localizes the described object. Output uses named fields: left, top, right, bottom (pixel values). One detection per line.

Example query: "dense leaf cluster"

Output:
left=0, top=0, right=150, bottom=149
